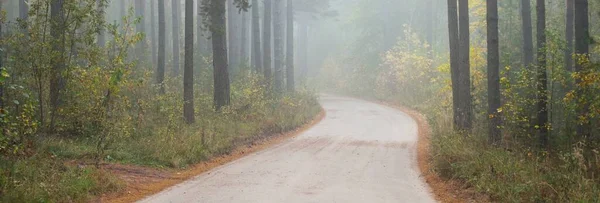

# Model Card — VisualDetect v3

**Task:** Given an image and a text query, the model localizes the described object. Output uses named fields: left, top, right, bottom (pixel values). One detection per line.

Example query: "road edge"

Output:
left=103, top=108, right=326, bottom=203
left=365, top=99, right=475, bottom=203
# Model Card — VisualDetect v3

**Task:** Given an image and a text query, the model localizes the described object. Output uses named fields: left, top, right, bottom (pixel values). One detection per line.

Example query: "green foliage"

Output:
left=0, top=154, right=122, bottom=203
left=0, top=0, right=322, bottom=202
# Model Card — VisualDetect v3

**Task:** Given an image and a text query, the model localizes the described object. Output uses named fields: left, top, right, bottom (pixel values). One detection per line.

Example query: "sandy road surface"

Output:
left=140, top=95, right=435, bottom=203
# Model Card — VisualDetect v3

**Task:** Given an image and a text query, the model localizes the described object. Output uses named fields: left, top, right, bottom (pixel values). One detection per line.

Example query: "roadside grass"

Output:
left=387, top=97, right=600, bottom=202
left=0, top=88, right=321, bottom=202
left=431, top=124, right=600, bottom=202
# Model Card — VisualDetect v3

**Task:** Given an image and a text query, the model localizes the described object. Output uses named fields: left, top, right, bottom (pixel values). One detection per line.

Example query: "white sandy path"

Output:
left=139, top=95, right=436, bottom=203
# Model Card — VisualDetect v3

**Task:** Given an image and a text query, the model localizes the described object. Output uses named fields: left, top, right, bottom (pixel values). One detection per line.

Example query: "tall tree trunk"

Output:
left=298, top=21, right=308, bottom=82
left=50, top=0, right=66, bottom=130
left=240, top=10, right=248, bottom=66
left=135, top=0, right=146, bottom=62
left=197, top=0, right=204, bottom=55
left=285, top=0, right=294, bottom=92
left=19, top=0, right=28, bottom=20
left=458, top=0, right=472, bottom=131
left=227, top=0, right=240, bottom=70
left=574, top=0, right=589, bottom=138
left=564, top=0, right=574, bottom=72
left=487, top=0, right=501, bottom=144
left=521, top=0, right=534, bottom=68
left=184, top=0, right=195, bottom=123
left=121, top=0, right=126, bottom=24
left=251, top=0, right=262, bottom=72
left=447, top=0, right=461, bottom=131
left=151, top=0, right=157, bottom=65
left=0, top=1, right=4, bottom=112
left=427, top=0, right=434, bottom=65
left=97, top=0, right=105, bottom=47
left=172, top=0, right=181, bottom=76
left=158, top=0, right=166, bottom=94
left=536, top=0, right=549, bottom=148
left=273, top=0, right=283, bottom=93
left=211, top=0, right=230, bottom=110
left=263, top=0, right=272, bottom=83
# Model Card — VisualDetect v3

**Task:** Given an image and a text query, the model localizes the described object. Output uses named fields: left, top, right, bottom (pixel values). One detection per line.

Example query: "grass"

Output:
left=0, top=90, right=322, bottom=202
left=367, top=93, right=600, bottom=202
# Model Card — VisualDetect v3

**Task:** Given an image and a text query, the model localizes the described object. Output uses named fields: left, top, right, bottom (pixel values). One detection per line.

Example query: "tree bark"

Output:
left=298, top=21, right=307, bottom=82
left=197, top=0, right=205, bottom=55
left=285, top=0, right=294, bottom=92
left=251, top=0, right=262, bottom=72
left=211, top=0, right=230, bottom=110
left=227, top=0, right=240, bottom=69
left=574, top=0, right=589, bottom=138
left=121, top=0, right=126, bottom=24
left=172, top=0, right=181, bottom=76
left=158, top=0, right=166, bottom=94
left=536, top=0, right=549, bottom=148
left=263, top=0, right=272, bottom=83
left=273, top=0, right=284, bottom=93
left=487, top=0, right=501, bottom=144
left=447, top=0, right=461, bottom=131
left=458, top=0, right=472, bottom=131
left=50, top=0, right=66, bottom=130
left=135, top=0, right=146, bottom=61
left=19, top=0, right=28, bottom=20
left=97, top=0, right=105, bottom=47
left=521, top=0, right=534, bottom=68
left=240, top=10, right=248, bottom=66
left=565, top=0, right=574, bottom=72
left=184, top=0, right=195, bottom=123
left=151, top=0, right=157, bottom=65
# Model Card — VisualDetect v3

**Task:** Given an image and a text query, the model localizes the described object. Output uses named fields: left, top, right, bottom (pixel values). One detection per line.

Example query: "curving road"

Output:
left=140, top=95, right=435, bottom=203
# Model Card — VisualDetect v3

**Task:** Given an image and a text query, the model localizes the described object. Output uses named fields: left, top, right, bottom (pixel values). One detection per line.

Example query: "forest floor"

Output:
left=99, top=109, right=326, bottom=203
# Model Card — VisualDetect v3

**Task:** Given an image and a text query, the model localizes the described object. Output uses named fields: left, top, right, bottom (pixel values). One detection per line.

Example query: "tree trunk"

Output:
left=172, top=0, right=181, bottom=76
left=565, top=0, right=574, bottom=72
left=50, top=0, right=66, bottom=130
left=158, top=0, right=166, bottom=94
left=487, top=0, right=501, bottom=144
left=121, top=0, right=126, bottom=24
left=285, top=0, right=294, bottom=92
left=298, top=21, right=308, bottom=82
left=263, top=0, right=272, bottom=83
left=521, top=0, right=534, bottom=68
left=536, top=0, right=549, bottom=148
left=197, top=0, right=204, bottom=55
left=135, top=0, right=146, bottom=61
left=227, top=0, right=240, bottom=70
left=211, top=0, right=230, bottom=110
left=0, top=1, right=4, bottom=111
left=574, top=0, right=589, bottom=138
left=447, top=0, right=461, bottom=131
left=19, top=0, right=28, bottom=20
left=97, top=0, right=105, bottom=47
left=458, top=0, right=472, bottom=131
left=240, top=10, right=248, bottom=66
left=273, top=0, right=284, bottom=93
left=184, top=0, right=195, bottom=123
left=151, top=0, right=157, bottom=65
left=251, top=0, right=262, bottom=72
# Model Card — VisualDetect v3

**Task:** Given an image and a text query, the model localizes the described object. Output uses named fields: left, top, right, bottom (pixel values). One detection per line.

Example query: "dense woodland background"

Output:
left=0, top=0, right=599, bottom=202
left=315, top=0, right=600, bottom=201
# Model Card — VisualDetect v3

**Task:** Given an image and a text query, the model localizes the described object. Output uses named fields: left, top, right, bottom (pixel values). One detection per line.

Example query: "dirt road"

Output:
left=140, top=95, right=435, bottom=203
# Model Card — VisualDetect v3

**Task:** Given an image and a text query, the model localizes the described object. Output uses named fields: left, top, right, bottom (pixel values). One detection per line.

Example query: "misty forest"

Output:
left=0, top=0, right=599, bottom=202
